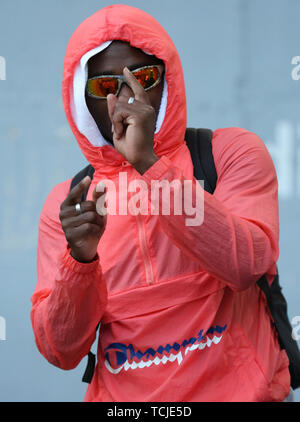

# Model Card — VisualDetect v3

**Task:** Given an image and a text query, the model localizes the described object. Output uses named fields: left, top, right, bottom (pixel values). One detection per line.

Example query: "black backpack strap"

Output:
left=185, top=128, right=216, bottom=194
left=70, top=164, right=95, bottom=201
left=80, top=324, right=100, bottom=383
left=257, top=273, right=300, bottom=390
left=82, top=351, right=96, bottom=383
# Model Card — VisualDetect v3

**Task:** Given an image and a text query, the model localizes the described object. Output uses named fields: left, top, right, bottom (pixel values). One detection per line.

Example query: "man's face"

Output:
left=85, top=41, right=165, bottom=145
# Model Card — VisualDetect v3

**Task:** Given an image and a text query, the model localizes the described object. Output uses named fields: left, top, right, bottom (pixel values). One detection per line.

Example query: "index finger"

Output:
left=123, top=67, right=150, bottom=104
left=61, top=176, right=92, bottom=208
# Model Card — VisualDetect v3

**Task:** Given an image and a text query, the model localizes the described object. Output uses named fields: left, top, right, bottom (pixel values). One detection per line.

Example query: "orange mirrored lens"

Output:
left=87, top=77, right=118, bottom=97
left=133, top=67, right=159, bottom=90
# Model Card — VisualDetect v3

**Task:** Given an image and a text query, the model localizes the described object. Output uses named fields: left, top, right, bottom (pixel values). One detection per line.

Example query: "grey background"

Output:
left=0, top=0, right=299, bottom=402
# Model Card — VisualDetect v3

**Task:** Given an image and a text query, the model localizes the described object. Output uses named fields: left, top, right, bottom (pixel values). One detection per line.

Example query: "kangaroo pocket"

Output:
left=97, top=281, right=228, bottom=402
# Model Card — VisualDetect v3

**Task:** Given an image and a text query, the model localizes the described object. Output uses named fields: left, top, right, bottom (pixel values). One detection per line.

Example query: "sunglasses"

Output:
left=86, top=65, right=163, bottom=99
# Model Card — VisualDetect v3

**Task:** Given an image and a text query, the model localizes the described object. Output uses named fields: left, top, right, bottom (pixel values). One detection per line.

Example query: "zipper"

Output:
left=136, top=214, right=155, bottom=285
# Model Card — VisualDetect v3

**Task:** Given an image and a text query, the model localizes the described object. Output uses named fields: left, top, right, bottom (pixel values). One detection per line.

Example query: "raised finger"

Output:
left=107, top=93, right=118, bottom=127
left=123, top=67, right=150, bottom=104
left=61, top=176, right=92, bottom=208
left=92, top=182, right=107, bottom=203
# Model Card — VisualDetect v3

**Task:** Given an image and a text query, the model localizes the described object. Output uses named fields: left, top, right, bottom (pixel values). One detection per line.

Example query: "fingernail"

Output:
left=96, top=182, right=106, bottom=193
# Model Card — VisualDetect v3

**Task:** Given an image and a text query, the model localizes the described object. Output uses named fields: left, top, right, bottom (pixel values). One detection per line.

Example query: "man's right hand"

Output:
left=59, top=176, right=107, bottom=263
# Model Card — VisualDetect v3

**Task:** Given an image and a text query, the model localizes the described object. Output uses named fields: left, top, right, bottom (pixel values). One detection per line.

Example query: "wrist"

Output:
left=70, top=248, right=98, bottom=264
left=133, top=152, right=159, bottom=175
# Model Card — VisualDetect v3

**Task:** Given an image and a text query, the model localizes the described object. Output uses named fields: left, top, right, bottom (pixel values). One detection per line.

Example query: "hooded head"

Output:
left=62, top=5, right=187, bottom=172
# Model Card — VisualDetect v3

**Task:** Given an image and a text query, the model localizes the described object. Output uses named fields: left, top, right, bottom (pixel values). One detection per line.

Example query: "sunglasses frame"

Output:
left=85, top=64, right=163, bottom=99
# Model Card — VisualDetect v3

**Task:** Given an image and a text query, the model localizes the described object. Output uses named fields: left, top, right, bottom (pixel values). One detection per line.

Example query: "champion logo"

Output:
left=104, top=324, right=227, bottom=374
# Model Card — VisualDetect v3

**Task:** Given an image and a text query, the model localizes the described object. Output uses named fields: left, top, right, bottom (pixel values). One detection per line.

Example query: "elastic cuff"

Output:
left=60, top=245, right=100, bottom=274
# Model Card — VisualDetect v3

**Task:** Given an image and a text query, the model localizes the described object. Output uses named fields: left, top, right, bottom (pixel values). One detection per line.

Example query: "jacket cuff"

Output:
left=60, top=245, right=100, bottom=274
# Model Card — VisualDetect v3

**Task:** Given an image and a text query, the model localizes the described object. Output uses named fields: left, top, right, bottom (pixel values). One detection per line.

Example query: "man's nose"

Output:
left=118, top=81, right=134, bottom=99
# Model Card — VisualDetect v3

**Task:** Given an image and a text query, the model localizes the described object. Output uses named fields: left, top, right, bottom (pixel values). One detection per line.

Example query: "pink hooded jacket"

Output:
left=30, top=5, right=290, bottom=402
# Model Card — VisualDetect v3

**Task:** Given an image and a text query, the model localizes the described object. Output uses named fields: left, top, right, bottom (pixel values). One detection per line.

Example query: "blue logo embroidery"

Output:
left=104, top=324, right=227, bottom=374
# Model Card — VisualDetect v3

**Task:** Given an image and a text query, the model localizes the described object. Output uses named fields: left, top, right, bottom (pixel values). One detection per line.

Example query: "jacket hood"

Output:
left=62, top=5, right=187, bottom=173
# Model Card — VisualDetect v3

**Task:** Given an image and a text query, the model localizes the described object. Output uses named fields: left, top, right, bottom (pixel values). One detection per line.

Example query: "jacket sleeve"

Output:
left=141, top=128, right=279, bottom=292
left=30, top=179, right=107, bottom=370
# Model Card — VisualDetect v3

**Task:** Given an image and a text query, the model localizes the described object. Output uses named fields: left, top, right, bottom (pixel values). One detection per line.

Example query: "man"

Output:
left=30, top=5, right=291, bottom=401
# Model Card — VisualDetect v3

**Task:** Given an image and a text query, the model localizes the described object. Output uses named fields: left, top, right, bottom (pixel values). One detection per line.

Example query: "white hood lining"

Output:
left=70, top=41, right=168, bottom=147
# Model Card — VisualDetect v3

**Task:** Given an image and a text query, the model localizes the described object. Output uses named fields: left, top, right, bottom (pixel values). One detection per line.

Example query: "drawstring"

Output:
left=98, top=149, right=104, bottom=161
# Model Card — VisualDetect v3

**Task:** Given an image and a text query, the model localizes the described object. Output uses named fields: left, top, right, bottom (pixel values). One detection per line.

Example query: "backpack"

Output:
left=70, top=127, right=300, bottom=390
